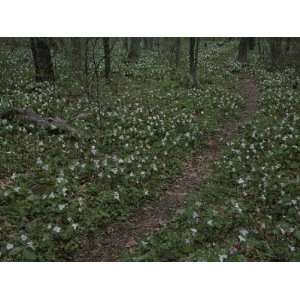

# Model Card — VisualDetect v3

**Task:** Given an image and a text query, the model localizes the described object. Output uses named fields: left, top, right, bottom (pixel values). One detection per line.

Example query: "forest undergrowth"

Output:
left=125, top=60, right=300, bottom=262
left=0, top=41, right=299, bottom=261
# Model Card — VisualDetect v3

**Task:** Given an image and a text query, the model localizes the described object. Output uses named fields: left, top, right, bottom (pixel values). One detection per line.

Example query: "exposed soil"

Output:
left=74, top=76, right=258, bottom=261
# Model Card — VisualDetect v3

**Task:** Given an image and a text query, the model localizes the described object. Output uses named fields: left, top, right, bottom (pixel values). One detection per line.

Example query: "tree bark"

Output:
left=189, top=37, right=199, bottom=87
left=248, top=37, right=256, bottom=50
left=71, top=38, right=82, bottom=77
left=270, top=38, right=283, bottom=66
left=123, top=38, right=129, bottom=51
left=237, top=38, right=248, bottom=63
left=128, top=38, right=141, bottom=63
left=30, top=38, right=55, bottom=82
left=103, top=37, right=111, bottom=80
left=175, top=38, right=181, bottom=70
left=285, top=38, right=291, bottom=54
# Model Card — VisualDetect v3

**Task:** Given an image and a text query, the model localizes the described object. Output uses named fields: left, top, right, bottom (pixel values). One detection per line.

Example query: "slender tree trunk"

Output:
left=142, top=38, right=149, bottom=49
left=237, top=38, right=248, bottom=63
left=71, top=38, right=82, bottom=78
left=270, top=38, right=283, bottom=66
left=257, top=38, right=262, bottom=56
left=285, top=38, right=291, bottom=54
left=30, top=38, right=55, bottom=82
left=83, top=38, right=91, bottom=96
left=248, top=37, right=256, bottom=50
left=128, top=38, right=141, bottom=63
left=103, top=37, right=111, bottom=81
left=175, top=37, right=181, bottom=70
left=189, top=37, right=199, bottom=87
left=155, top=38, right=160, bottom=52
left=123, top=38, right=129, bottom=51
left=142, top=38, right=154, bottom=50
left=148, top=38, right=154, bottom=50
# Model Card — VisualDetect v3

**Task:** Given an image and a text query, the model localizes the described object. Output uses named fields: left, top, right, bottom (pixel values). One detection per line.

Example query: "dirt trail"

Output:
left=75, top=76, right=258, bottom=261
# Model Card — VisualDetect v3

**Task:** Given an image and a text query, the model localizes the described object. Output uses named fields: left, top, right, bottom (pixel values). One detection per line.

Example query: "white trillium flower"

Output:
left=207, top=220, right=213, bottom=226
left=238, top=235, right=246, bottom=242
left=91, top=146, right=97, bottom=156
left=57, top=177, right=64, bottom=184
left=113, top=192, right=120, bottom=201
left=53, top=226, right=61, bottom=233
left=72, top=223, right=79, bottom=230
left=21, top=234, right=28, bottom=241
left=237, top=178, right=245, bottom=185
left=219, top=254, right=228, bottom=262
left=42, top=164, right=49, bottom=171
left=191, top=228, right=197, bottom=235
left=36, top=157, right=43, bottom=165
left=239, top=229, right=249, bottom=236
left=58, top=204, right=66, bottom=211
left=288, top=245, right=295, bottom=252
left=27, top=241, right=34, bottom=249
left=6, top=243, right=14, bottom=251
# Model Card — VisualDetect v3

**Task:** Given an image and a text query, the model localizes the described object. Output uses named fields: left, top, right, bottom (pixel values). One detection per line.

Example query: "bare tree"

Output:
left=30, top=38, right=55, bottom=82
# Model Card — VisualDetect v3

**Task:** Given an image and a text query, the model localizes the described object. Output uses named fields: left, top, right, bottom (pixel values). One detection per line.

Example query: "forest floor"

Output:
left=75, top=76, right=258, bottom=261
left=1, top=42, right=299, bottom=262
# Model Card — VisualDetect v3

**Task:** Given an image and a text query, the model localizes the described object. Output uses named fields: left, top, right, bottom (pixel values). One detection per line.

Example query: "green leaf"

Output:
left=23, top=248, right=37, bottom=261
left=294, top=230, right=300, bottom=241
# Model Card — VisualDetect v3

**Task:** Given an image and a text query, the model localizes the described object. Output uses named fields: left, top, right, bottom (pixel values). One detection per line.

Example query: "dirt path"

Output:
left=75, top=76, right=258, bottom=261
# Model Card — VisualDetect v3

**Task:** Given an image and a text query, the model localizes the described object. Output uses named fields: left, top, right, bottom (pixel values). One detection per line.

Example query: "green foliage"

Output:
left=0, top=42, right=243, bottom=261
left=125, top=57, right=300, bottom=262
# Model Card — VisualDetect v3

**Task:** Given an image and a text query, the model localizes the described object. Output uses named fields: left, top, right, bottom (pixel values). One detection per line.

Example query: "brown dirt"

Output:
left=74, top=76, right=258, bottom=261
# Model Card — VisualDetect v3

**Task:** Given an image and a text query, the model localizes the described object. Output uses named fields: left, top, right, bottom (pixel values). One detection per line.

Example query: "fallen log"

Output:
left=0, top=108, right=80, bottom=138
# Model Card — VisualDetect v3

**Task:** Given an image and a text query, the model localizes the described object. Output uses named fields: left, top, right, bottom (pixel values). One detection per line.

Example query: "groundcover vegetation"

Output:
left=125, top=60, right=300, bottom=261
left=0, top=42, right=244, bottom=261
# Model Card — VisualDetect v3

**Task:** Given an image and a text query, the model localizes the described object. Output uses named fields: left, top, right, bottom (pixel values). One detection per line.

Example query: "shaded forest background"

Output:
left=1, top=38, right=299, bottom=98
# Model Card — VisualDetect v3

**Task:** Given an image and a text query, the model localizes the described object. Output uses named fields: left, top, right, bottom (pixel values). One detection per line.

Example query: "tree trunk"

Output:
left=237, top=38, right=248, bottom=63
left=30, top=38, right=55, bottom=82
left=270, top=38, right=283, bottom=66
left=285, top=38, right=291, bottom=54
left=142, top=38, right=149, bottom=49
left=70, top=38, right=82, bottom=79
left=123, top=38, right=129, bottom=51
left=175, top=38, right=181, bottom=70
left=103, top=37, right=111, bottom=80
left=128, top=38, right=141, bottom=63
left=248, top=37, right=256, bottom=50
left=155, top=38, right=160, bottom=51
left=148, top=38, right=154, bottom=50
left=189, top=37, right=199, bottom=87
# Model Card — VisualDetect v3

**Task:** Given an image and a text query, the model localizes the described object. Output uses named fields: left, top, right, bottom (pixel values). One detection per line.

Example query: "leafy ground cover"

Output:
left=125, top=59, right=300, bottom=262
left=0, top=42, right=244, bottom=261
